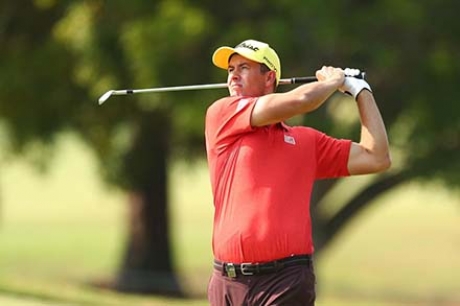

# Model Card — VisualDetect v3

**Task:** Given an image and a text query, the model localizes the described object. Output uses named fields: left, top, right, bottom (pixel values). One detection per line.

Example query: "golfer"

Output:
left=205, top=39, right=391, bottom=305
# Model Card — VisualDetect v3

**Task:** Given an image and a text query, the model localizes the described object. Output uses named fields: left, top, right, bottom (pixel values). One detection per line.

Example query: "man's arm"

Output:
left=251, top=66, right=344, bottom=127
left=347, top=90, right=391, bottom=175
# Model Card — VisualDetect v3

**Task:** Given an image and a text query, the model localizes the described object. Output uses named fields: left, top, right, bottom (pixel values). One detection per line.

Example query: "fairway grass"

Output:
left=0, top=134, right=459, bottom=305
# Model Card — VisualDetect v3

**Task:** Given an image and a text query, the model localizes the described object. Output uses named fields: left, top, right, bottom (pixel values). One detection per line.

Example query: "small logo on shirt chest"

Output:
left=284, top=135, right=296, bottom=145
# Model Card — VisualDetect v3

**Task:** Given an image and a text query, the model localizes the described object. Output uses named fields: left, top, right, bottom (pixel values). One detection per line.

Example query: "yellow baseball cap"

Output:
left=212, top=39, right=281, bottom=84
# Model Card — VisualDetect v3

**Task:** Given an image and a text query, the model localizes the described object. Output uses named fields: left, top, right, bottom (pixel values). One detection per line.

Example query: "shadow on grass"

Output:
left=0, top=286, right=94, bottom=306
left=0, top=278, right=201, bottom=306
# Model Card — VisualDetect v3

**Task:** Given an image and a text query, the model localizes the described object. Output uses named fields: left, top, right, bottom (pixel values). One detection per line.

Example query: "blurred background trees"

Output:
left=0, top=0, right=458, bottom=296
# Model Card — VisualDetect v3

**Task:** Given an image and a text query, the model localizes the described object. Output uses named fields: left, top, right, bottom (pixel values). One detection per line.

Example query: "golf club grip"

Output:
left=282, top=72, right=365, bottom=85
left=287, top=76, right=317, bottom=84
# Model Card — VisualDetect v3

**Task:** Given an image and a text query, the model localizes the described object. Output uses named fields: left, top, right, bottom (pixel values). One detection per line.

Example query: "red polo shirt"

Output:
left=205, top=96, right=351, bottom=263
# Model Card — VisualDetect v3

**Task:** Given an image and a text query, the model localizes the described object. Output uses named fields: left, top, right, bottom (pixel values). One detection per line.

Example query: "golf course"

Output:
left=0, top=135, right=458, bottom=305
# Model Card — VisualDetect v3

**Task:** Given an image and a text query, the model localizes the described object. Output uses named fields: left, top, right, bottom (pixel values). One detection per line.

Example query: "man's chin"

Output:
left=229, top=90, right=243, bottom=96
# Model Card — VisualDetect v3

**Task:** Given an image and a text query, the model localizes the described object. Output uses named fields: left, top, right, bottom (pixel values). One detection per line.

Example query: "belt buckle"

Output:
left=225, top=263, right=237, bottom=278
left=240, top=263, right=254, bottom=276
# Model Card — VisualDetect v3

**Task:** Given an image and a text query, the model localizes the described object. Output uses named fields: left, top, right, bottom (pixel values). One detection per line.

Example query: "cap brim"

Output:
left=212, top=46, right=236, bottom=69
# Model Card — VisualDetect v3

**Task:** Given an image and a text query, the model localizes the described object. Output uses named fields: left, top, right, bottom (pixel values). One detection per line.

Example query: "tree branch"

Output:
left=315, top=172, right=409, bottom=253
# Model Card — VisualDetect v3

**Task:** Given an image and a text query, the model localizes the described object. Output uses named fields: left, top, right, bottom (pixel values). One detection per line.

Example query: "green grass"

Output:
left=0, top=134, right=459, bottom=305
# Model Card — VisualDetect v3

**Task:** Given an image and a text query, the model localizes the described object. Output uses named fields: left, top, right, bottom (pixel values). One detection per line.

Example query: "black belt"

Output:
left=213, top=254, right=312, bottom=278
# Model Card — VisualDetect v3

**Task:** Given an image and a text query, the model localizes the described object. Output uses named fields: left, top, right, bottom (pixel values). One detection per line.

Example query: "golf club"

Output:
left=98, top=72, right=365, bottom=105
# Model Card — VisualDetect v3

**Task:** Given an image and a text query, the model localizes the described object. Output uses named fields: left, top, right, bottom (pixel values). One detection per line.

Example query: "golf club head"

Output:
left=98, top=90, right=114, bottom=105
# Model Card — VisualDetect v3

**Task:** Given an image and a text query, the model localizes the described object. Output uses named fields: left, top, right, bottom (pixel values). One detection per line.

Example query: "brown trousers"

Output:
left=207, top=263, right=316, bottom=306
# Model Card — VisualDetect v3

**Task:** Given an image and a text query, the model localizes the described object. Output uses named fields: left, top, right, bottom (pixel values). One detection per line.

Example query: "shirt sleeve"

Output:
left=205, top=96, right=257, bottom=154
left=315, top=131, right=352, bottom=179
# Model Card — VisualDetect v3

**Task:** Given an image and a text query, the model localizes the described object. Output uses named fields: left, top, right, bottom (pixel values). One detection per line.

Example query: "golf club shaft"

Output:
left=110, top=77, right=317, bottom=96
left=98, top=72, right=365, bottom=104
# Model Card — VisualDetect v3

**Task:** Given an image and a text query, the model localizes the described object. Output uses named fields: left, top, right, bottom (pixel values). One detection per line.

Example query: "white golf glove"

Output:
left=340, top=68, right=372, bottom=99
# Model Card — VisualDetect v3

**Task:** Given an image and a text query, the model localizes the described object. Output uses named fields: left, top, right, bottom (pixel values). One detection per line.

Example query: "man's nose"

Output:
left=228, top=71, right=239, bottom=83
left=231, top=71, right=240, bottom=80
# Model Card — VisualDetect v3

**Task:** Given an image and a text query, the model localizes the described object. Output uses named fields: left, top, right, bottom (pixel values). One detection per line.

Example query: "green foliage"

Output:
left=0, top=0, right=459, bottom=189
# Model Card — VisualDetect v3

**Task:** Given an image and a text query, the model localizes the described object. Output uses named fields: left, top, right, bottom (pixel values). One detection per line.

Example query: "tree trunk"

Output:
left=114, top=109, right=183, bottom=296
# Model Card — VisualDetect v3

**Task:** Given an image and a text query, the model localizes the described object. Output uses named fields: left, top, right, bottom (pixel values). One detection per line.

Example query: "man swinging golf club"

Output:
left=205, top=39, right=391, bottom=305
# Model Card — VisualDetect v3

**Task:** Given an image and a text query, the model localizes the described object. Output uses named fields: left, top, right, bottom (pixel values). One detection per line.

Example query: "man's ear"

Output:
left=266, top=70, right=276, bottom=87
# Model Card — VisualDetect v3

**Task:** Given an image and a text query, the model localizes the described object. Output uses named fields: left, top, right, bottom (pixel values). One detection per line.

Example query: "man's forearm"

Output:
left=252, top=79, right=341, bottom=127
left=356, top=90, right=391, bottom=164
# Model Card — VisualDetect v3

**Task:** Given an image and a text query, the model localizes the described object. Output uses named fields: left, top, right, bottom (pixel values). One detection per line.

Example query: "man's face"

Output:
left=227, top=54, right=270, bottom=97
